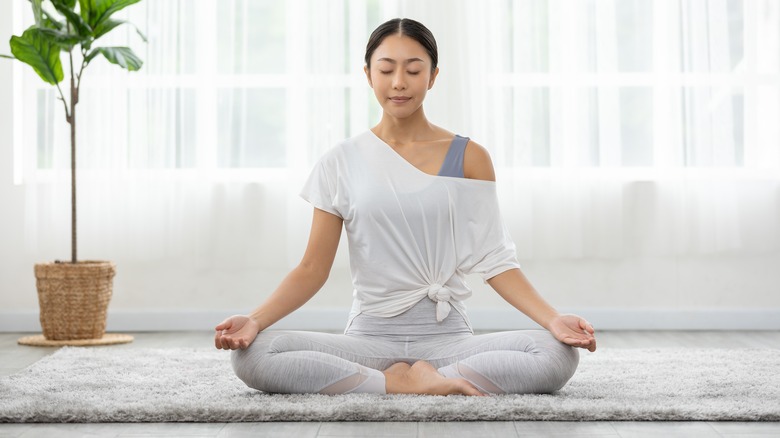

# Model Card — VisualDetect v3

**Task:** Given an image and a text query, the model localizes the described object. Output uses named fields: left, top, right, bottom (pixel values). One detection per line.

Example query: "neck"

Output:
left=372, top=107, right=435, bottom=146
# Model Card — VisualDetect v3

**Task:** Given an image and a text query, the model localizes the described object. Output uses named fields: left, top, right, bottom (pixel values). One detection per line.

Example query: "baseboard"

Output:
left=1, top=308, right=779, bottom=332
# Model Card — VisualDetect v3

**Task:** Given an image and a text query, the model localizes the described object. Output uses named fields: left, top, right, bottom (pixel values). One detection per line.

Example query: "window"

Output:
left=13, top=0, right=780, bottom=181
left=483, top=0, right=779, bottom=169
left=14, top=0, right=401, bottom=178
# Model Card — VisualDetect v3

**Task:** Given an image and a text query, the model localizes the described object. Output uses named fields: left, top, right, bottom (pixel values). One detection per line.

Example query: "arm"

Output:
left=465, top=140, right=596, bottom=351
left=487, top=269, right=596, bottom=351
left=215, top=207, right=343, bottom=350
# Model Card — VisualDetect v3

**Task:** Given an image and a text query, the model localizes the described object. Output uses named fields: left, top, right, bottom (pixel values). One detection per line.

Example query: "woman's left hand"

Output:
left=548, top=314, right=597, bottom=352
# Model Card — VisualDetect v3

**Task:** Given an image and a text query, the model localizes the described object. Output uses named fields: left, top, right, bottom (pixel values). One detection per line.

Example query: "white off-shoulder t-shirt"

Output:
left=300, top=130, right=521, bottom=330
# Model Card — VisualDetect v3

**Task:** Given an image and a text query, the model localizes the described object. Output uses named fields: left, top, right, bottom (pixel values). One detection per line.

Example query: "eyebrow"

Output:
left=376, top=57, right=425, bottom=65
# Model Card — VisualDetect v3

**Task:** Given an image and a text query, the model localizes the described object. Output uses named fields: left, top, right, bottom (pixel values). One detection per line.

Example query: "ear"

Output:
left=427, top=67, right=439, bottom=90
left=364, top=65, right=373, bottom=88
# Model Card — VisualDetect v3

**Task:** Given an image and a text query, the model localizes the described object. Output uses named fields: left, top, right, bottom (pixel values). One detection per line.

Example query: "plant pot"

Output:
left=34, top=261, right=116, bottom=340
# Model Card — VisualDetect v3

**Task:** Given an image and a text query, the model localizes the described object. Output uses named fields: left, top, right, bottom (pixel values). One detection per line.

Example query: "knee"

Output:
left=504, top=332, right=579, bottom=394
left=230, top=345, right=262, bottom=390
left=231, top=332, right=314, bottom=392
left=470, top=332, right=580, bottom=395
left=540, top=341, right=579, bottom=393
left=230, top=333, right=277, bottom=392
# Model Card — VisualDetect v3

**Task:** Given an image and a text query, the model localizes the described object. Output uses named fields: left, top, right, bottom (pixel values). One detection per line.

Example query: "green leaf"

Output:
left=79, top=0, right=142, bottom=30
left=38, top=27, right=90, bottom=51
left=90, top=46, right=142, bottom=71
left=134, top=25, right=147, bottom=43
left=85, top=47, right=100, bottom=64
left=51, top=0, right=73, bottom=9
left=51, top=0, right=93, bottom=37
left=79, top=0, right=90, bottom=23
left=92, top=18, right=123, bottom=40
left=93, top=18, right=147, bottom=42
left=9, top=28, right=64, bottom=85
left=42, top=15, right=65, bottom=31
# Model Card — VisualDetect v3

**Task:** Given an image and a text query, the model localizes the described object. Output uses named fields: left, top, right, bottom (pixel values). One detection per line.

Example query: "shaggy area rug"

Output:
left=1, top=347, right=778, bottom=422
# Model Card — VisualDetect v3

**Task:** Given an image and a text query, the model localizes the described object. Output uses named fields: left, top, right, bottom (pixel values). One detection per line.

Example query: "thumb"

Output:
left=578, top=318, right=595, bottom=334
left=215, top=318, right=232, bottom=332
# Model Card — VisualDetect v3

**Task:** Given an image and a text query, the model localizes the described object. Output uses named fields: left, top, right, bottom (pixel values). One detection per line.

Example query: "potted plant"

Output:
left=2, top=0, right=145, bottom=340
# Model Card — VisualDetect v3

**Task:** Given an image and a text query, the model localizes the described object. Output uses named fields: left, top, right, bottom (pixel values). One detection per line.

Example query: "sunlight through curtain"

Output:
left=13, top=0, right=780, bottom=269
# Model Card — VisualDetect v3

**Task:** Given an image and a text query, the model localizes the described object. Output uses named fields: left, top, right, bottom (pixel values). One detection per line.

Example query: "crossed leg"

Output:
left=231, top=329, right=578, bottom=395
left=429, top=330, right=579, bottom=394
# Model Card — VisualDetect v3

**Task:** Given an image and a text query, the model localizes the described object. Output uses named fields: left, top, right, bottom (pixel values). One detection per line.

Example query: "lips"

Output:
left=390, top=96, right=411, bottom=103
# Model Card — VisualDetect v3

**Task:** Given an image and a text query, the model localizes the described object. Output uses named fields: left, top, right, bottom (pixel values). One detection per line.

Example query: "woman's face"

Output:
left=364, top=34, right=439, bottom=120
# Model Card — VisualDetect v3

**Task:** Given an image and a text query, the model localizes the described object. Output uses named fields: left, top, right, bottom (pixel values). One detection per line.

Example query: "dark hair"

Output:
left=364, top=18, right=438, bottom=72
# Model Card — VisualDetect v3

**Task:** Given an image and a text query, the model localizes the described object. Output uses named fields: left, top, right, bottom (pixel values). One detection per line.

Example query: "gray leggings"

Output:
left=231, top=298, right=578, bottom=395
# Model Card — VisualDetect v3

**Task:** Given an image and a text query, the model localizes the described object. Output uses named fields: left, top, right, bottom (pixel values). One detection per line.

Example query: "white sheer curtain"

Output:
left=407, top=0, right=780, bottom=259
left=14, top=0, right=780, bottom=270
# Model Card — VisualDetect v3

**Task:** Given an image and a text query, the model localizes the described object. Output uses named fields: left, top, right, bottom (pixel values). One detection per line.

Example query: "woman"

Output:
left=215, top=18, right=596, bottom=396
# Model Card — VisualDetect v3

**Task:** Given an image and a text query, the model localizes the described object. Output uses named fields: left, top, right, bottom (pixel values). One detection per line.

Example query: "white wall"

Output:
left=1, top=3, right=779, bottom=332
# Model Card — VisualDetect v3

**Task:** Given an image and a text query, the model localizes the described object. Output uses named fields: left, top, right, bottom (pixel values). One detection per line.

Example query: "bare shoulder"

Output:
left=463, top=139, right=496, bottom=182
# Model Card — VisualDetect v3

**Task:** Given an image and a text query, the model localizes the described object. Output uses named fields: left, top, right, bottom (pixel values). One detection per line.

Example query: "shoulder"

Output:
left=317, top=132, right=369, bottom=164
left=463, top=139, right=496, bottom=182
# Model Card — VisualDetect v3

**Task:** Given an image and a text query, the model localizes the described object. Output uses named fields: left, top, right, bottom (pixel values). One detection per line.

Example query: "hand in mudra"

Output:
left=214, top=315, right=261, bottom=350
left=548, top=314, right=596, bottom=352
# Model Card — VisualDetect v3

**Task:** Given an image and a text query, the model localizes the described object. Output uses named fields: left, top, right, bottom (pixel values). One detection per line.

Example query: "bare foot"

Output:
left=383, top=361, right=485, bottom=396
left=384, top=362, right=412, bottom=376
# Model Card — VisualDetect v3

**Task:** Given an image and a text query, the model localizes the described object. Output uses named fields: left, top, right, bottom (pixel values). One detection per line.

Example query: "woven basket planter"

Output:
left=34, top=261, right=116, bottom=341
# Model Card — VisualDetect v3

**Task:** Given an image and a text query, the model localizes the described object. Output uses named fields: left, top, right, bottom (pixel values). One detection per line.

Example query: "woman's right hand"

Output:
left=214, top=315, right=261, bottom=350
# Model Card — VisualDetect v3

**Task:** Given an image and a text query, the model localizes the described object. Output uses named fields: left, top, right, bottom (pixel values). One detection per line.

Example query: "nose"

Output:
left=392, top=71, right=406, bottom=90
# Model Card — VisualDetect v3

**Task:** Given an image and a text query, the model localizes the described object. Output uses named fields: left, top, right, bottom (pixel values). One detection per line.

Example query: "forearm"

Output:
left=247, top=264, right=327, bottom=332
left=486, top=268, right=560, bottom=330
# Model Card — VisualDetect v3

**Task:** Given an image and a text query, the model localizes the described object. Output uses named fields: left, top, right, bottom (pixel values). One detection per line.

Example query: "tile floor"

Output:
left=1, top=331, right=779, bottom=438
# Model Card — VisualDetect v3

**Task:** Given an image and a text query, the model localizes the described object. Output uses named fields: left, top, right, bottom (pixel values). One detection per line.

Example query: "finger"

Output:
left=577, top=318, right=592, bottom=334
left=568, top=338, right=592, bottom=350
left=571, top=335, right=596, bottom=352
left=562, top=331, right=590, bottom=342
left=560, top=335, right=585, bottom=347
left=214, top=332, right=222, bottom=349
left=216, top=334, right=229, bottom=350
left=215, top=319, right=232, bottom=331
left=573, top=335, right=595, bottom=349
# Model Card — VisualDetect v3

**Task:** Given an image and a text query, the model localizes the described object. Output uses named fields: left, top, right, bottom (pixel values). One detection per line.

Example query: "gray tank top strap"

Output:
left=437, top=135, right=470, bottom=178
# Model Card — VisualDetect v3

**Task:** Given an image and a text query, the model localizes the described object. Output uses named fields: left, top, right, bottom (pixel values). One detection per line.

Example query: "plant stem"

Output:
left=69, top=49, right=77, bottom=264
left=55, top=82, right=70, bottom=121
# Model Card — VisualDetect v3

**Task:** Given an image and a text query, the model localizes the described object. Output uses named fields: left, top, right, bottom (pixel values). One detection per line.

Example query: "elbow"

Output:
left=297, top=260, right=331, bottom=287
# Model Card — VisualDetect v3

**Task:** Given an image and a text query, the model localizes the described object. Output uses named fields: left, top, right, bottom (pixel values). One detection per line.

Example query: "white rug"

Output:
left=1, top=347, right=778, bottom=422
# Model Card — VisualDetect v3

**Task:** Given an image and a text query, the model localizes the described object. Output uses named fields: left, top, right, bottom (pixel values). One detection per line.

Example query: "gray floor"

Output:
left=2, top=331, right=780, bottom=438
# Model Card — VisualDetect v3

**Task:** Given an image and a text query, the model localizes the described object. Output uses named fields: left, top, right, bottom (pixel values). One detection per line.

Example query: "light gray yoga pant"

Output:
left=231, top=298, right=578, bottom=395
